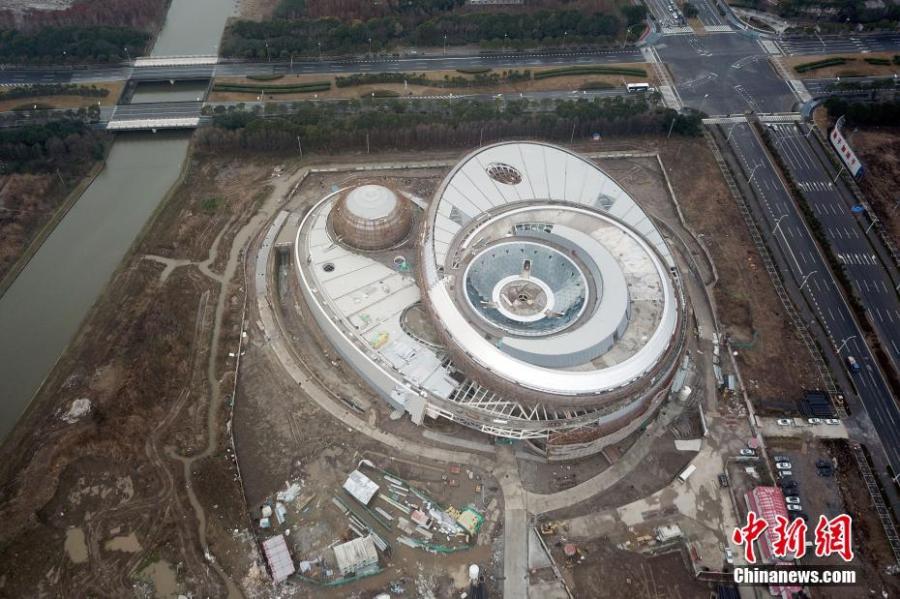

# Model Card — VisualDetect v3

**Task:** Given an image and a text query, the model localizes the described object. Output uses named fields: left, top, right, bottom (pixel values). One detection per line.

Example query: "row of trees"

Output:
left=280, top=0, right=466, bottom=20
left=221, top=8, right=629, bottom=59
left=824, top=98, right=900, bottom=127
left=196, top=95, right=702, bottom=154
left=0, top=26, right=148, bottom=64
left=0, top=84, right=110, bottom=101
left=0, top=119, right=107, bottom=174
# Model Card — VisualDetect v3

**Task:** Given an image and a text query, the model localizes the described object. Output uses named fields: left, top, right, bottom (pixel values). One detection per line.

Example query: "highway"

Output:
left=724, top=120, right=900, bottom=473
left=0, top=48, right=645, bottom=86
left=766, top=122, right=900, bottom=367
left=777, top=32, right=900, bottom=55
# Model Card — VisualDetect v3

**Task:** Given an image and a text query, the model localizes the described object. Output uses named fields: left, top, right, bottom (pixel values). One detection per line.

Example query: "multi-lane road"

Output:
left=0, top=48, right=645, bottom=85
left=766, top=122, right=900, bottom=367
left=776, top=32, right=900, bottom=56
left=723, top=120, right=900, bottom=473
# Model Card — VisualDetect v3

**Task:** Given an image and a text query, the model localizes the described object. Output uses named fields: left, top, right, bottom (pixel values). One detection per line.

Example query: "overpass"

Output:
left=106, top=101, right=204, bottom=131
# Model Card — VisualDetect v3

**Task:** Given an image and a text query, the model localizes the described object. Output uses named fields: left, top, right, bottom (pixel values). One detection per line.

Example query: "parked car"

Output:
left=790, top=512, right=810, bottom=522
left=824, top=419, right=840, bottom=425
left=776, top=462, right=792, bottom=470
left=817, top=468, right=833, bottom=477
left=807, top=418, right=822, bottom=425
left=718, top=473, right=729, bottom=488
left=815, top=459, right=831, bottom=468
left=774, top=455, right=791, bottom=463
left=785, top=496, right=801, bottom=505
left=739, top=449, right=756, bottom=457
left=780, top=479, right=798, bottom=489
left=777, top=419, right=793, bottom=426
left=786, top=504, right=803, bottom=511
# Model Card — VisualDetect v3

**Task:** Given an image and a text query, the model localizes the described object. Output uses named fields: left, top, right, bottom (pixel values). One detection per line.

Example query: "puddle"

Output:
left=104, top=531, right=142, bottom=553
left=64, top=527, right=88, bottom=564
left=143, top=560, right=179, bottom=598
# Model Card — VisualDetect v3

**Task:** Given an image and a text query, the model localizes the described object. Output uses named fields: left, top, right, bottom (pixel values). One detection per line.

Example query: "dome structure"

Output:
left=332, top=184, right=412, bottom=251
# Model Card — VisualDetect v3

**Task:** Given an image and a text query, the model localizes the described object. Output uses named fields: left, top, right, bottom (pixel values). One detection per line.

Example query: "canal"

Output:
left=0, top=0, right=236, bottom=439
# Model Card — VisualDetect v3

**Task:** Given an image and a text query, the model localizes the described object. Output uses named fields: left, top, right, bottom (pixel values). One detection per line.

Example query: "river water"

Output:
left=0, top=0, right=235, bottom=439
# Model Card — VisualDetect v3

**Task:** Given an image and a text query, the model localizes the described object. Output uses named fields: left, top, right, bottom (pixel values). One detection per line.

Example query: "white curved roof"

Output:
left=422, top=141, right=680, bottom=396
left=344, top=184, right=399, bottom=220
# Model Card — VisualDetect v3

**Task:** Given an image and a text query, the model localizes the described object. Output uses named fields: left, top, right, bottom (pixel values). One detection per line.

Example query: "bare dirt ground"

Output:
left=819, top=440, right=900, bottom=599
left=238, top=0, right=279, bottom=21
left=0, top=133, right=824, bottom=596
left=0, top=82, right=123, bottom=112
left=785, top=53, right=900, bottom=79
left=209, top=64, right=655, bottom=102
left=552, top=538, right=713, bottom=598
left=0, top=151, right=276, bottom=598
left=846, top=126, right=900, bottom=241
left=658, top=136, right=822, bottom=411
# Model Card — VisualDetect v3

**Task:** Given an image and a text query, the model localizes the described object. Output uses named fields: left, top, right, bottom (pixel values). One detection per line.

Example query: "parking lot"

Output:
left=764, top=437, right=844, bottom=537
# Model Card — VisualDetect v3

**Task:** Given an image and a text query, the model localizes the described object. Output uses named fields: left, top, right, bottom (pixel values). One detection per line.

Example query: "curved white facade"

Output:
left=292, top=141, right=685, bottom=447
left=421, top=141, right=680, bottom=398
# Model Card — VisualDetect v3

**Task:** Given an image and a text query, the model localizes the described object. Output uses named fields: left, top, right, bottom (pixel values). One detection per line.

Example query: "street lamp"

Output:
left=800, top=270, right=818, bottom=290
left=726, top=122, right=739, bottom=141
left=698, top=93, right=710, bottom=114
left=443, top=35, right=447, bottom=56
left=747, top=163, right=762, bottom=183
left=832, top=164, right=845, bottom=184
left=836, top=335, right=856, bottom=353
left=772, top=214, right=787, bottom=235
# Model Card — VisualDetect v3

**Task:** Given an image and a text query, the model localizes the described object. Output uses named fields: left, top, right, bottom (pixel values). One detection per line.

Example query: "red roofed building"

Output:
left=745, top=486, right=788, bottom=564
left=744, top=486, right=803, bottom=597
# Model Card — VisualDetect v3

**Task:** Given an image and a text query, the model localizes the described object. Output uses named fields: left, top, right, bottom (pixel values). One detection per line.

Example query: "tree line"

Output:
left=195, top=96, right=702, bottom=154
left=824, top=98, right=900, bottom=127
left=221, top=8, right=632, bottom=59
left=0, top=84, right=110, bottom=101
left=0, top=26, right=148, bottom=64
left=0, top=119, right=108, bottom=174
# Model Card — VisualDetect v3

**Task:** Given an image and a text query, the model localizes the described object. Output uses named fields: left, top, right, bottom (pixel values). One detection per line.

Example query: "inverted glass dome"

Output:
left=463, top=241, right=590, bottom=337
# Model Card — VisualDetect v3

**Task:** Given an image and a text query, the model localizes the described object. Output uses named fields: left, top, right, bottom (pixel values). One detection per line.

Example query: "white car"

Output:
left=777, top=470, right=793, bottom=478
left=776, top=462, right=792, bottom=470
left=777, top=419, right=793, bottom=426
left=725, top=549, right=734, bottom=564
left=808, top=418, right=822, bottom=425
left=739, top=449, right=756, bottom=457
left=785, top=496, right=801, bottom=505
left=824, top=419, right=840, bottom=425
left=786, top=504, right=803, bottom=511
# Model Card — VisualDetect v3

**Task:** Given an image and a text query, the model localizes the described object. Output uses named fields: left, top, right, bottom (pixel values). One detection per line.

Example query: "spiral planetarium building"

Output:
left=295, top=142, right=687, bottom=458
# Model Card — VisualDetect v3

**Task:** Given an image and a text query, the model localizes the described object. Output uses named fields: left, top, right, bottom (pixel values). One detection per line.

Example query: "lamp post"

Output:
left=443, top=35, right=447, bottom=56
left=772, top=214, right=786, bottom=236
left=836, top=335, right=856, bottom=354
left=747, top=163, right=762, bottom=183
left=800, top=270, right=817, bottom=290
left=726, top=122, right=738, bottom=141
left=832, top=164, right=845, bottom=184
left=698, top=93, right=710, bottom=115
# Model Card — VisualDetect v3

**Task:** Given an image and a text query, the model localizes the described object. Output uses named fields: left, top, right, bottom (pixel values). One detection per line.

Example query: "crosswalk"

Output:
left=837, top=252, right=880, bottom=266
left=662, top=26, right=694, bottom=35
left=704, top=25, right=733, bottom=33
